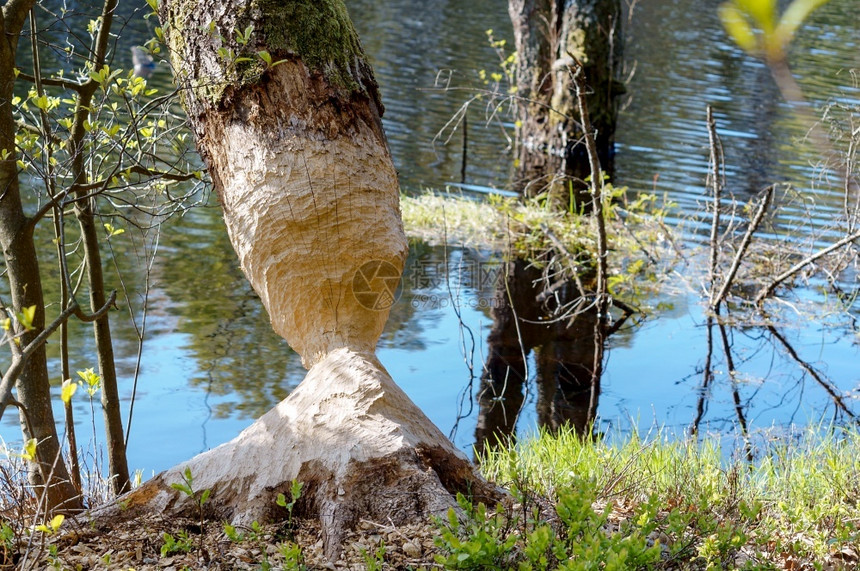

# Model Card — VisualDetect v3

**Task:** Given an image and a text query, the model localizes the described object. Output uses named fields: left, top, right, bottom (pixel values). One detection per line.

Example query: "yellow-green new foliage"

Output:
left=719, top=0, right=832, bottom=62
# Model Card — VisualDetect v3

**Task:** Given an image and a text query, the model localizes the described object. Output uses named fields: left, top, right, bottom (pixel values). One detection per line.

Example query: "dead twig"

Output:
left=754, top=228, right=860, bottom=304
left=706, top=105, right=724, bottom=304
left=711, top=185, right=774, bottom=310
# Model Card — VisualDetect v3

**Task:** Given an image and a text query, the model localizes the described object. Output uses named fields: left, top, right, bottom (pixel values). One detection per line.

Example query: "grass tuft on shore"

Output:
left=401, top=188, right=682, bottom=313
left=467, top=424, right=860, bottom=569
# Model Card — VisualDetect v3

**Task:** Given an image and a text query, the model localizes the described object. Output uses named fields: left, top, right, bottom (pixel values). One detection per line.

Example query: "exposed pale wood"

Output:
left=100, top=348, right=498, bottom=559
left=198, top=62, right=407, bottom=366
left=96, top=0, right=501, bottom=559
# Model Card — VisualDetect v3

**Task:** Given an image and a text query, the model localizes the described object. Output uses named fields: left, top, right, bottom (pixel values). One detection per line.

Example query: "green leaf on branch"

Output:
left=719, top=3, right=759, bottom=53
left=104, top=223, right=125, bottom=238
left=17, top=306, right=36, bottom=331
left=23, top=439, right=37, bottom=462
left=77, top=368, right=101, bottom=395
left=735, top=0, right=777, bottom=31
left=35, top=515, right=64, bottom=535
left=776, top=0, right=831, bottom=45
left=61, top=379, right=78, bottom=404
left=33, top=95, right=49, bottom=111
left=11, top=439, right=37, bottom=462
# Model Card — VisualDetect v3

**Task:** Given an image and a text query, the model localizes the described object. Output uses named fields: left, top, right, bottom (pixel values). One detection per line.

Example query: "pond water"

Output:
left=1, top=0, right=858, bottom=475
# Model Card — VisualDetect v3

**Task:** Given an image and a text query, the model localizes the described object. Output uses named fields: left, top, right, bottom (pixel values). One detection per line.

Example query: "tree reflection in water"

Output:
left=474, top=257, right=618, bottom=457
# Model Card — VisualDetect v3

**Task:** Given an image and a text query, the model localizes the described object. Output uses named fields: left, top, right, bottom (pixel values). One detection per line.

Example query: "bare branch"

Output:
left=706, top=105, right=724, bottom=303
left=570, top=56, right=609, bottom=320
left=711, top=185, right=774, bottom=310
left=717, top=321, right=753, bottom=462
left=755, top=229, right=860, bottom=304
left=15, top=71, right=85, bottom=92
left=0, top=290, right=117, bottom=419
left=72, top=289, right=117, bottom=323
left=124, top=165, right=202, bottom=183
left=767, top=324, right=856, bottom=420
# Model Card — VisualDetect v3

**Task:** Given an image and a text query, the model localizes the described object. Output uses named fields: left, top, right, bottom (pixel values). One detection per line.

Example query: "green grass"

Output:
left=401, top=188, right=601, bottom=253
left=401, top=191, right=516, bottom=249
left=7, top=425, right=859, bottom=569
left=448, top=425, right=860, bottom=569
left=401, top=188, right=681, bottom=312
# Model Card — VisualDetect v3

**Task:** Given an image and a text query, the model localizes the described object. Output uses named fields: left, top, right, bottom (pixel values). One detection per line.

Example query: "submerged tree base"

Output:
left=93, top=348, right=500, bottom=561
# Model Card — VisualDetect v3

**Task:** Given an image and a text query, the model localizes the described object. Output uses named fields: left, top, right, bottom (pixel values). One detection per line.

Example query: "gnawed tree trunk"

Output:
left=509, top=0, right=623, bottom=207
left=115, top=348, right=493, bottom=556
left=102, top=0, right=498, bottom=559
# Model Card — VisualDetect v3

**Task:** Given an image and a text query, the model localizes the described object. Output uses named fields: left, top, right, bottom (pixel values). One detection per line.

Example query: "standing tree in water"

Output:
left=509, top=0, right=624, bottom=206
left=112, top=0, right=497, bottom=560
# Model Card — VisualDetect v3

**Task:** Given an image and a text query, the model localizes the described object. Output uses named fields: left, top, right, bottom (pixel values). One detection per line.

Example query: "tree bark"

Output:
left=76, top=201, right=130, bottom=495
left=509, top=0, right=623, bottom=207
left=0, top=0, right=82, bottom=511
left=103, top=0, right=499, bottom=559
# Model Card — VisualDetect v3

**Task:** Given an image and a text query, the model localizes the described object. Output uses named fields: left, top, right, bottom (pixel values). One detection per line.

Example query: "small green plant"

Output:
left=278, top=541, right=306, bottom=570
left=160, top=530, right=193, bottom=557
left=35, top=514, right=64, bottom=535
left=207, top=23, right=288, bottom=81
left=477, top=424, right=860, bottom=569
left=45, top=544, right=61, bottom=571
left=360, top=541, right=386, bottom=571
left=259, top=548, right=272, bottom=571
left=276, top=478, right=304, bottom=534
left=521, top=524, right=553, bottom=570
left=171, top=467, right=211, bottom=514
left=433, top=493, right=518, bottom=569
left=552, top=486, right=663, bottom=570
left=223, top=522, right=244, bottom=542
left=222, top=492, right=305, bottom=568
left=170, top=467, right=211, bottom=552
left=0, top=520, right=15, bottom=560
